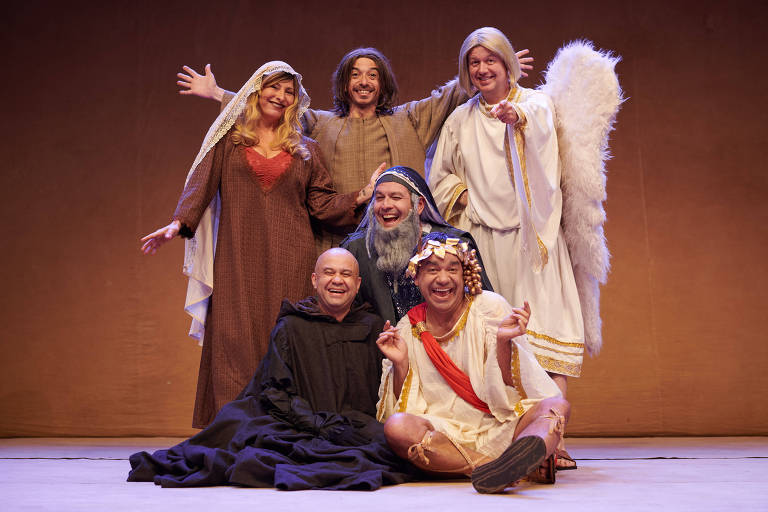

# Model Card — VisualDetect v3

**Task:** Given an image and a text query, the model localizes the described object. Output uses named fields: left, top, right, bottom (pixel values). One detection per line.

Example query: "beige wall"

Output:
left=1, top=0, right=766, bottom=437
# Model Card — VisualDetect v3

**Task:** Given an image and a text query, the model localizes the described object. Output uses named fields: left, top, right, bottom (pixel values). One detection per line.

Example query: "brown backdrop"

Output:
left=1, top=0, right=766, bottom=437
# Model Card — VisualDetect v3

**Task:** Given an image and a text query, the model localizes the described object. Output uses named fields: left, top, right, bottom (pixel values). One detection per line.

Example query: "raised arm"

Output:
left=516, top=49, right=534, bottom=78
left=495, top=301, right=531, bottom=387
left=376, top=320, right=409, bottom=399
left=304, top=142, right=372, bottom=233
left=176, top=64, right=231, bottom=102
left=406, top=48, right=534, bottom=149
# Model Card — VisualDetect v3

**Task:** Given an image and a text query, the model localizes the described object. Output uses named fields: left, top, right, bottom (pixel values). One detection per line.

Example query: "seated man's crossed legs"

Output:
left=383, top=397, right=570, bottom=492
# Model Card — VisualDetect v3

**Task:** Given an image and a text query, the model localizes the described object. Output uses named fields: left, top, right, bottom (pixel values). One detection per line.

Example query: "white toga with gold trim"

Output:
left=429, top=87, right=584, bottom=377
left=376, top=292, right=561, bottom=459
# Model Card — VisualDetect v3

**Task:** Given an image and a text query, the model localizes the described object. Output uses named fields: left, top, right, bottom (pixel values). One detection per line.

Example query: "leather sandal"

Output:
left=555, top=447, right=577, bottom=470
left=526, top=453, right=556, bottom=484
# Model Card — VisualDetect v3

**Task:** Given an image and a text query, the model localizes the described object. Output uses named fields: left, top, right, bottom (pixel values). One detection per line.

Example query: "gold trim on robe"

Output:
left=397, top=367, right=414, bottom=413
left=527, top=329, right=585, bottom=349
left=444, top=183, right=468, bottom=224
left=530, top=341, right=584, bottom=357
left=511, top=342, right=528, bottom=400
left=534, top=354, right=582, bottom=378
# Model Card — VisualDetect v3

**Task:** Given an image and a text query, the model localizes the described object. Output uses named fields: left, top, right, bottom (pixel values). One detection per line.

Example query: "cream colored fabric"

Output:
left=377, top=292, right=561, bottom=459
left=429, top=88, right=585, bottom=376
left=181, top=61, right=310, bottom=343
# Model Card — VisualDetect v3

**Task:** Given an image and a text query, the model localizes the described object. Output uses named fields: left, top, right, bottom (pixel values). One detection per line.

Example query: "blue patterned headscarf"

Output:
left=354, top=166, right=450, bottom=235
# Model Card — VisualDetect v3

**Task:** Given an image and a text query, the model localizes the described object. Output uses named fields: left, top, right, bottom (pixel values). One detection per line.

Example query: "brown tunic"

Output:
left=303, top=80, right=468, bottom=252
left=174, top=132, right=360, bottom=428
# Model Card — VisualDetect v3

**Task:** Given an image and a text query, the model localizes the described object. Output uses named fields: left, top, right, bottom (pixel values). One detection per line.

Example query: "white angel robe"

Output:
left=429, top=86, right=584, bottom=377
left=376, top=292, right=561, bottom=458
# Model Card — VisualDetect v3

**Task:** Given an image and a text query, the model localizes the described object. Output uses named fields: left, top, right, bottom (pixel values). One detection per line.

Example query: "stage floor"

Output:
left=1, top=437, right=766, bottom=511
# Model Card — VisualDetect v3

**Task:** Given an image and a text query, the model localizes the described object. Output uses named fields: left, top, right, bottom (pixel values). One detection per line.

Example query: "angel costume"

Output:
left=175, top=62, right=361, bottom=427
left=376, top=291, right=561, bottom=458
left=429, top=85, right=584, bottom=377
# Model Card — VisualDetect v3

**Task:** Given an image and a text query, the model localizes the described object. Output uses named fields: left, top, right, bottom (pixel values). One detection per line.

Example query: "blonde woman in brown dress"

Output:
left=141, top=61, right=380, bottom=428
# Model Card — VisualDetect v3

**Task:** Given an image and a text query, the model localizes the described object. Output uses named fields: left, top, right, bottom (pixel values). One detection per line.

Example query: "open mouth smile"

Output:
left=475, top=75, right=496, bottom=86
left=378, top=212, right=401, bottom=227
left=431, top=287, right=455, bottom=299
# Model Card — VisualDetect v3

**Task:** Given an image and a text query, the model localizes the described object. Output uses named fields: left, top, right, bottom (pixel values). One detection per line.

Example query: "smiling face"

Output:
left=467, top=45, right=510, bottom=104
left=258, top=76, right=296, bottom=125
left=311, top=249, right=362, bottom=321
left=413, top=253, right=466, bottom=318
left=373, top=181, right=424, bottom=229
left=346, top=57, right=381, bottom=114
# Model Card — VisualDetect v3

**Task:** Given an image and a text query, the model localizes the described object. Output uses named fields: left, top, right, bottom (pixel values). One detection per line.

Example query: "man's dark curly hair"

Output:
left=331, top=47, right=399, bottom=117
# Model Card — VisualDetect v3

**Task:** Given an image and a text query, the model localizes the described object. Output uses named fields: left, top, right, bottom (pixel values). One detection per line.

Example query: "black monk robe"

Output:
left=127, top=298, right=417, bottom=490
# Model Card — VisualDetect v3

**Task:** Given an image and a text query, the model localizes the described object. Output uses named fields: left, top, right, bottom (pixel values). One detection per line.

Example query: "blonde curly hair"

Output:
left=231, top=71, right=309, bottom=160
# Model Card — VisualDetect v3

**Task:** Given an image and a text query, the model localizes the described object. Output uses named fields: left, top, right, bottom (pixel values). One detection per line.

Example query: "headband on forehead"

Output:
left=377, top=170, right=422, bottom=195
left=406, top=237, right=484, bottom=295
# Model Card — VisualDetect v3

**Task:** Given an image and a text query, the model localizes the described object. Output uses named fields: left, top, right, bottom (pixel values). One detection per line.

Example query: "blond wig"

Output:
left=458, top=27, right=520, bottom=97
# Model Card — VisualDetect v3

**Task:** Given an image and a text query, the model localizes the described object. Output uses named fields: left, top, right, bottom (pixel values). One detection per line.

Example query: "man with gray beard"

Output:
left=370, top=196, right=422, bottom=274
left=342, top=166, right=492, bottom=322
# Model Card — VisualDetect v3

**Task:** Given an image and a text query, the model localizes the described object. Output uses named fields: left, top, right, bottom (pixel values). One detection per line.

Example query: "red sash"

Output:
left=407, top=303, right=491, bottom=414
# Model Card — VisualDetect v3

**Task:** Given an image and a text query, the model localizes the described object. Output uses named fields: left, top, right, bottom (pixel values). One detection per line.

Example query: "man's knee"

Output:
left=383, top=413, right=432, bottom=457
left=543, top=397, right=571, bottom=420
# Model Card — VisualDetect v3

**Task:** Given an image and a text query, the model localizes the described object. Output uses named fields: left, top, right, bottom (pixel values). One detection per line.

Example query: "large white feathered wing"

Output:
left=539, top=41, right=624, bottom=356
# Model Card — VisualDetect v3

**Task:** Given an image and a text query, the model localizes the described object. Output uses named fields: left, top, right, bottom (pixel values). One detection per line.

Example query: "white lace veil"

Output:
left=181, top=61, right=310, bottom=344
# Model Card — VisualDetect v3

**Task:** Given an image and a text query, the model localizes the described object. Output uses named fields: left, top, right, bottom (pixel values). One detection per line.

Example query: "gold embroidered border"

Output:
left=397, top=366, right=414, bottom=413
left=512, top=103, right=527, bottom=129
left=529, top=341, right=583, bottom=357
left=412, top=296, right=474, bottom=344
left=534, top=354, right=582, bottom=377
left=478, top=86, right=517, bottom=116
left=444, top=183, right=468, bottom=224
left=526, top=329, right=585, bottom=348
left=433, top=295, right=474, bottom=343
left=511, top=342, right=528, bottom=400
left=503, top=93, right=548, bottom=267
left=376, top=371, right=390, bottom=422
left=513, top=401, right=526, bottom=417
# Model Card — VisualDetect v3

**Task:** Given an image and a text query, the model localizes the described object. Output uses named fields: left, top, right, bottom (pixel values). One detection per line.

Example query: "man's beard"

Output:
left=371, top=205, right=422, bottom=275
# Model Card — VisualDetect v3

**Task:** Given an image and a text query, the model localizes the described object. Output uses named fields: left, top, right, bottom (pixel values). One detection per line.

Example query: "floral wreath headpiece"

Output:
left=406, top=238, right=484, bottom=296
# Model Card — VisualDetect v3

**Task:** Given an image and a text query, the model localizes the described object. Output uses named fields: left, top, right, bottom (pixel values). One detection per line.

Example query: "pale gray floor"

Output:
left=1, top=437, right=766, bottom=511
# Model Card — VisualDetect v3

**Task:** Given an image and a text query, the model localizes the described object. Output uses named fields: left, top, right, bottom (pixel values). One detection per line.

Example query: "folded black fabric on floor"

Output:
left=127, top=298, right=417, bottom=490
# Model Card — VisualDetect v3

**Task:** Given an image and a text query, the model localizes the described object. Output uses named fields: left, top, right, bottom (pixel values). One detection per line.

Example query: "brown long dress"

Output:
left=173, top=131, right=360, bottom=428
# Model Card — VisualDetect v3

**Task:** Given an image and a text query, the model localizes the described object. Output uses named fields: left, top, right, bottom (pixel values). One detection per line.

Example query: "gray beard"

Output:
left=372, top=206, right=422, bottom=275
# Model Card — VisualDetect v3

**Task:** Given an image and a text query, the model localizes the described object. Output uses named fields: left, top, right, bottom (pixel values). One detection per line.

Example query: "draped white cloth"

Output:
left=428, top=87, right=584, bottom=377
left=376, top=292, right=561, bottom=458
